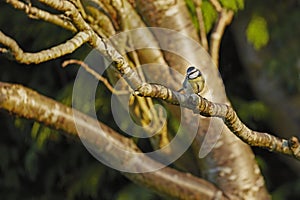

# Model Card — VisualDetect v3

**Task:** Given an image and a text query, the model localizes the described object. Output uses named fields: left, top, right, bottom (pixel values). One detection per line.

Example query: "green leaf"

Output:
left=219, top=0, right=244, bottom=11
left=25, top=147, right=39, bottom=181
left=246, top=15, right=269, bottom=50
left=185, top=0, right=200, bottom=30
left=66, top=164, right=105, bottom=199
left=201, top=1, right=218, bottom=33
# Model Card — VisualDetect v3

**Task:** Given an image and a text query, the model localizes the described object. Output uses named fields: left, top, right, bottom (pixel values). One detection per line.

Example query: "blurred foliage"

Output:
left=186, top=0, right=244, bottom=33
left=185, top=0, right=218, bottom=33
left=246, top=15, right=269, bottom=50
left=185, top=0, right=200, bottom=30
left=231, top=98, right=270, bottom=129
left=265, top=7, right=300, bottom=95
left=115, top=184, right=158, bottom=200
left=272, top=179, right=300, bottom=200
left=201, top=0, right=218, bottom=33
left=244, top=0, right=300, bottom=94
left=219, top=0, right=244, bottom=11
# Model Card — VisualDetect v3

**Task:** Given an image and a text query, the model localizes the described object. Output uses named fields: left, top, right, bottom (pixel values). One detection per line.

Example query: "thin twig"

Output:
left=6, top=0, right=76, bottom=32
left=62, top=59, right=129, bottom=95
left=193, top=0, right=208, bottom=51
left=209, top=0, right=222, bottom=12
left=207, top=0, right=234, bottom=67
left=209, top=9, right=234, bottom=67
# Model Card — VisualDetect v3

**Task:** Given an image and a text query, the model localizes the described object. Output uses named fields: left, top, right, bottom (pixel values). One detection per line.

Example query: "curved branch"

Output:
left=210, top=9, right=234, bottom=67
left=62, top=59, right=130, bottom=95
left=6, top=0, right=77, bottom=32
left=0, top=30, right=90, bottom=64
left=37, top=0, right=142, bottom=89
left=135, top=83, right=300, bottom=160
left=0, top=82, right=228, bottom=200
left=208, top=0, right=234, bottom=67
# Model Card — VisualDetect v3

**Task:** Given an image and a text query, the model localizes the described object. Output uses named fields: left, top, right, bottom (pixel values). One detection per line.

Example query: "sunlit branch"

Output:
left=69, top=0, right=88, bottom=19
left=38, top=0, right=142, bottom=89
left=0, top=30, right=90, bottom=64
left=193, top=0, right=208, bottom=50
left=210, top=9, right=234, bottom=66
left=88, top=0, right=120, bottom=30
left=135, top=83, right=300, bottom=160
left=85, top=4, right=117, bottom=37
left=209, top=3, right=234, bottom=67
left=209, top=0, right=222, bottom=12
left=6, top=0, right=76, bottom=32
left=0, top=82, right=228, bottom=200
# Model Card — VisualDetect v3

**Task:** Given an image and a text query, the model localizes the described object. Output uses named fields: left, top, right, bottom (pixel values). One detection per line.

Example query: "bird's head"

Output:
left=186, top=66, right=202, bottom=80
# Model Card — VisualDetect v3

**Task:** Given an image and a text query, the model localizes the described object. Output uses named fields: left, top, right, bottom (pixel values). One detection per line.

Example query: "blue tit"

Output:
left=180, top=66, right=205, bottom=95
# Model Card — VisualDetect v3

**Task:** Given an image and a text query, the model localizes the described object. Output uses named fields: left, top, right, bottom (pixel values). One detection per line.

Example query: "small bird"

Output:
left=179, top=66, right=206, bottom=95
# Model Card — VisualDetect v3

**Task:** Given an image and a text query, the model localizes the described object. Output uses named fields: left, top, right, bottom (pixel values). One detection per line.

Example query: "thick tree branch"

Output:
left=0, top=82, right=228, bottom=200
left=135, top=0, right=200, bottom=74
left=132, top=2, right=269, bottom=198
left=105, top=0, right=178, bottom=88
left=135, top=83, right=300, bottom=160
left=84, top=1, right=117, bottom=37
left=37, top=0, right=142, bottom=89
